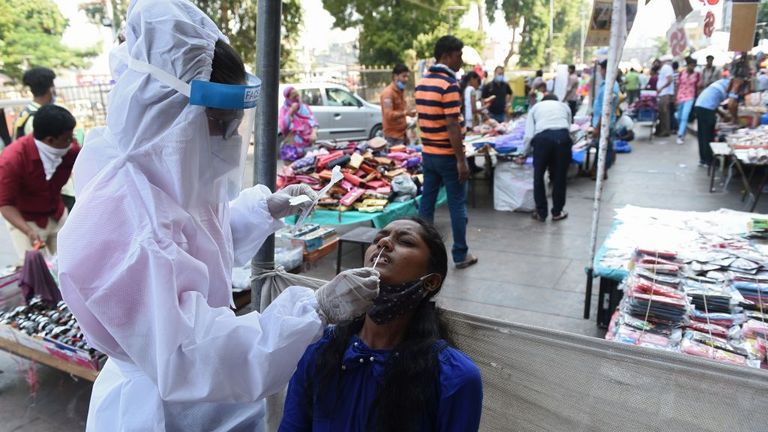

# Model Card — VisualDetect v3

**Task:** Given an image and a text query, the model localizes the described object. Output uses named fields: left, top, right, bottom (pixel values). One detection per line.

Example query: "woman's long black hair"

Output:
left=312, top=217, right=451, bottom=431
left=460, top=71, right=480, bottom=105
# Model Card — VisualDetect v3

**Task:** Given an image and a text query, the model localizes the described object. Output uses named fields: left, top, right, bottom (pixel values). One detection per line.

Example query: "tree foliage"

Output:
left=80, top=0, right=303, bottom=69
left=413, top=24, right=484, bottom=62
left=322, top=0, right=473, bottom=66
left=485, top=0, right=582, bottom=68
left=0, top=0, right=98, bottom=81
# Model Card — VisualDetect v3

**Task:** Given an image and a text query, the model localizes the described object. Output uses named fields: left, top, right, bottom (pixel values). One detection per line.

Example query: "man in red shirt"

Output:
left=0, top=105, right=79, bottom=264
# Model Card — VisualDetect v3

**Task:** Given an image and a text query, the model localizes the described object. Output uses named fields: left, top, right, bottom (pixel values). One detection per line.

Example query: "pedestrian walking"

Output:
left=675, top=57, right=700, bottom=144
left=565, top=64, right=580, bottom=117
left=655, top=55, right=675, bottom=137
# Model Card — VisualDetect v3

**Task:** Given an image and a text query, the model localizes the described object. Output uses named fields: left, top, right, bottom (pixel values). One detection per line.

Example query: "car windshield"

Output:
left=300, top=88, right=323, bottom=106
left=325, top=88, right=359, bottom=107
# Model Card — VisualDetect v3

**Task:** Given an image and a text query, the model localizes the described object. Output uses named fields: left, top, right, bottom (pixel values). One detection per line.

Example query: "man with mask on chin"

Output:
left=0, top=104, right=79, bottom=265
left=482, top=65, right=513, bottom=123
left=380, top=63, right=416, bottom=146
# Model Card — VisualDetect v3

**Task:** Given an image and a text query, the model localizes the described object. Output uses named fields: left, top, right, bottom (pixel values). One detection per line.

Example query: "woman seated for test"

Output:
left=279, top=217, right=483, bottom=432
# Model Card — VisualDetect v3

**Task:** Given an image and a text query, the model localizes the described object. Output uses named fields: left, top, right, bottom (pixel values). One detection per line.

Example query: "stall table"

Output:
left=0, top=336, right=99, bottom=381
left=588, top=205, right=768, bottom=327
left=287, top=189, right=447, bottom=228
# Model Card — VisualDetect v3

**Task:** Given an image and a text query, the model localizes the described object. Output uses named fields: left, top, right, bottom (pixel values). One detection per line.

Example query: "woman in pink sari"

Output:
left=279, top=86, right=319, bottom=161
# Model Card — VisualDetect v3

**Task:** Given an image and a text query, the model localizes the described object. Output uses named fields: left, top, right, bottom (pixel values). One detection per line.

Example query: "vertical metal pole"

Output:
left=584, top=0, right=626, bottom=320
left=548, top=0, right=554, bottom=66
left=250, top=0, right=282, bottom=311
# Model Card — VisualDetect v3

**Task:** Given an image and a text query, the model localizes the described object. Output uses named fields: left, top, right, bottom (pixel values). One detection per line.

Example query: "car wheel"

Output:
left=369, top=124, right=383, bottom=139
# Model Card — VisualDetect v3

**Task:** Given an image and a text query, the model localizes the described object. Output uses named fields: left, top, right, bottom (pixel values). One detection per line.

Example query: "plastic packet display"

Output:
left=689, top=308, right=743, bottom=327
left=615, top=324, right=678, bottom=351
left=680, top=338, right=748, bottom=367
left=684, top=330, right=750, bottom=357
left=685, top=321, right=733, bottom=339
left=629, top=278, right=686, bottom=300
left=742, top=319, right=768, bottom=339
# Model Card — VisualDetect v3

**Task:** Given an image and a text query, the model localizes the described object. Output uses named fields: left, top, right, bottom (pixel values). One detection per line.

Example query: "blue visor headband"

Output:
left=190, top=74, right=261, bottom=109
left=118, top=50, right=261, bottom=110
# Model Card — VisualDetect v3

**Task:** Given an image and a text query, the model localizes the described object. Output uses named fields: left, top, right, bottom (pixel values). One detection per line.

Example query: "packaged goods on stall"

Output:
left=276, top=138, right=425, bottom=216
left=680, top=338, right=749, bottom=367
left=0, top=297, right=107, bottom=370
left=276, top=224, right=338, bottom=253
left=747, top=218, right=768, bottom=239
left=601, top=207, right=768, bottom=369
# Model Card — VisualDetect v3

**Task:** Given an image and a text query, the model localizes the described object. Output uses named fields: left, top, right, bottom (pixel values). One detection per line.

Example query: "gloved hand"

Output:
left=315, top=268, right=380, bottom=324
left=266, top=184, right=318, bottom=219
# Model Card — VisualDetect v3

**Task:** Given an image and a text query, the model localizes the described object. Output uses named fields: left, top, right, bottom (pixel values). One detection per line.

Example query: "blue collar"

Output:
left=428, top=64, right=456, bottom=78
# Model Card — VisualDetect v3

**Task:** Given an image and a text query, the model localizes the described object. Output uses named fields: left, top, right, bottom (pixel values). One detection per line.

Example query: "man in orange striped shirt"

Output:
left=416, top=35, right=478, bottom=269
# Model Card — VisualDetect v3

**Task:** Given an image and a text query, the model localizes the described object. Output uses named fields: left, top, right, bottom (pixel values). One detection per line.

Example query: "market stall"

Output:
left=591, top=205, right=768, bottom=369
left=708, top=125, right=768, bottom=211
left=0, top=293, right=106, bottom=381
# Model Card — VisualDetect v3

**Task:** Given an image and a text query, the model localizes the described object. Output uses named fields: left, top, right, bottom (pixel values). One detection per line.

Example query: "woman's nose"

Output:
left=376, top=237, right=394, bottom=251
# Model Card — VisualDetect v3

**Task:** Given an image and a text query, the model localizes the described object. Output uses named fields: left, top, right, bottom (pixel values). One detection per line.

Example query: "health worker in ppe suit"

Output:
left=56, top=1, right=379, bottom=431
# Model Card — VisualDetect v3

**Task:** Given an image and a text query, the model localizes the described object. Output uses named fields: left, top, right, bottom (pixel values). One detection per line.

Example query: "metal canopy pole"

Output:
left=584, top=0, right=626, bottom=319
left=250, top=0, right=282, bottom=311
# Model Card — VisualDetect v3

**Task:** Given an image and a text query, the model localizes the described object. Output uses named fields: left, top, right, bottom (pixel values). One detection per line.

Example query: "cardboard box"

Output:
left=296, top=227, right=338, bottom=252
left=43, top=337, right=100, bottom=371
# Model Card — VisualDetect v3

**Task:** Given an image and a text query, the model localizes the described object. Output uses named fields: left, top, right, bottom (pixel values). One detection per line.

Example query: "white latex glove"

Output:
left=315, top=268, right=380, bottom=324
left=266, top=184, right=318, bottom=219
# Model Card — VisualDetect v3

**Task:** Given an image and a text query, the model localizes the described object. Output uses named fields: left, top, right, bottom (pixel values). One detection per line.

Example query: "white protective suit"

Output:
left=57, top=1, right=324, bottom=430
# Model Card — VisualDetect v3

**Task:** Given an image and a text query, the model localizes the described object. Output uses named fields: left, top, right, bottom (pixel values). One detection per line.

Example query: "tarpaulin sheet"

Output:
left=446, top=310, right=768, bottom=431
left=286, top=188, right=447, bottom=228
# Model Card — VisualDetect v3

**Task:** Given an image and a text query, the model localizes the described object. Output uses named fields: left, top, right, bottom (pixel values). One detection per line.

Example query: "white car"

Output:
left=278, top=83, right=383, bottom=141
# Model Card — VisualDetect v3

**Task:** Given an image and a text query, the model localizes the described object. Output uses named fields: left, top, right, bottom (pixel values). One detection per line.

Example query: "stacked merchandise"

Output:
left=607, top=247, right=768, bottom=368
left=606, top=249, right=688, bottom=351
left=628, top=91, right=658, bottom=122
left=747, top=218, right=768, bottom=239
left=0, top=296, right=107, bottom=371
left=276, top=223, right=338, bottom=254
left=725, top=126, right=768, bottom=164
left=277, top=139, right=422, bottom=214
left=465, top=118, right=526, bottom=159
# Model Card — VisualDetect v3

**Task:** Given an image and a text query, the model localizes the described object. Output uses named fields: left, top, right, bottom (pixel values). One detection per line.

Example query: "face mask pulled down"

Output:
left=367, top=275, right=431, bottom=325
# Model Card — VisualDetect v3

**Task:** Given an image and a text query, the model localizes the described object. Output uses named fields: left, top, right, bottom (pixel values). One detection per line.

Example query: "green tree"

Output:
left=80, top=0, right=303, bottom=69
left=654, top=36, right=669, bottom=58
left=413, top=24, right=483, bottom=61
left=0, top=0, right=98, bottom=81
left=322, top=0, right=471, bottom=66
left=485, top=0, right=581, bottom=68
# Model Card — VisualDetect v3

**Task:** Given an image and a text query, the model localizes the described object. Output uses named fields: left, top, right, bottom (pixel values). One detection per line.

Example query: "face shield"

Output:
left=116, top=51, right=261, bottom=201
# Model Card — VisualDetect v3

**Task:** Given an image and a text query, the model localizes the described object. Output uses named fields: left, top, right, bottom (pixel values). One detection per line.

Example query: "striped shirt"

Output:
left=415, top=65, right=462, bottom=155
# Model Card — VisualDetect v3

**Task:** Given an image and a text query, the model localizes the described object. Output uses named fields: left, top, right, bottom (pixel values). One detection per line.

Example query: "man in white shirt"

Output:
left=516, top=94, right=573, bottom=222
left=656, top=54, right=675, bottom=137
